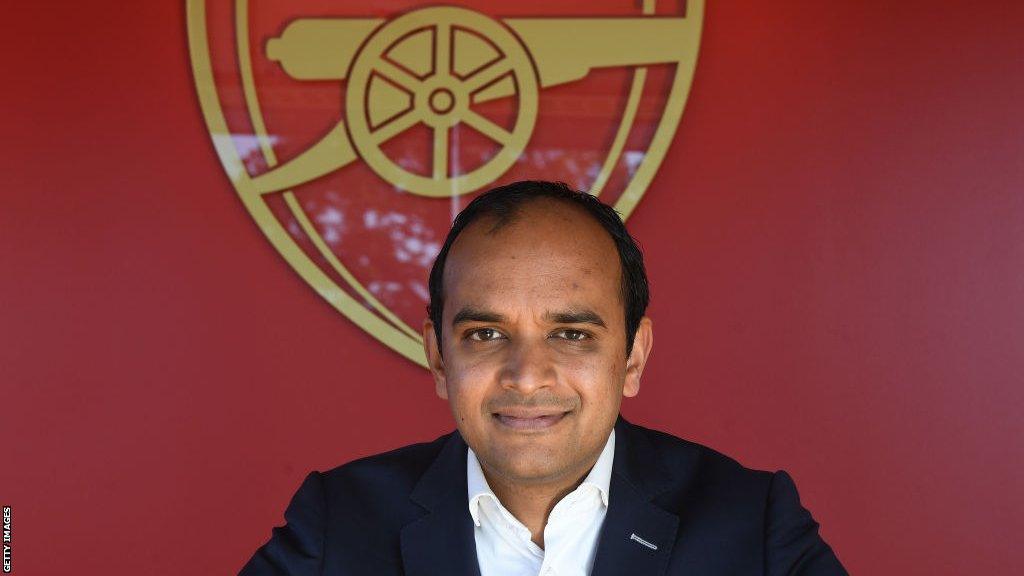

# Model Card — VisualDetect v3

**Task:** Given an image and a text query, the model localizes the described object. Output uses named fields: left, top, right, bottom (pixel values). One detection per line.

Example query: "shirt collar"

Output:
left=466, top=428, right=616, bottom=527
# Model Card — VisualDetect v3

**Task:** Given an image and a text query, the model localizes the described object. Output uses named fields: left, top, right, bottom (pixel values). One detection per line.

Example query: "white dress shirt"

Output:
left=467, top=429, right=615, bottom=576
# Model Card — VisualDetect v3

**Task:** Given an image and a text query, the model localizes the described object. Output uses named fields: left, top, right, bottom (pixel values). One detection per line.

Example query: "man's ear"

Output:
left=422, top=319, right=448, bottom=399
left=623, top=316, right=653, bottom=398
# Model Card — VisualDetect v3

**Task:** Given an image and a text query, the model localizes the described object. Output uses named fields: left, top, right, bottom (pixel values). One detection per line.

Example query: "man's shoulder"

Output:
left=623, top=422, right=847, bottom=573
left=301, top=431, right=460, bottom=541
left=633, top=421, right=770, bottom=475
left=622, top=420, right=775, bottom=507
left=319, top=431, right=455, bottom=496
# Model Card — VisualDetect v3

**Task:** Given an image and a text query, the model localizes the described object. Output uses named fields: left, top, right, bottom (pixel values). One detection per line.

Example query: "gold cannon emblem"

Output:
left=187, top=1, right=704, bottom=365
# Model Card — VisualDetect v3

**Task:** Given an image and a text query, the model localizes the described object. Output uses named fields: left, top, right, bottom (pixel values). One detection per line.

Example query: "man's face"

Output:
left=423, top=200, right=653, bottom=488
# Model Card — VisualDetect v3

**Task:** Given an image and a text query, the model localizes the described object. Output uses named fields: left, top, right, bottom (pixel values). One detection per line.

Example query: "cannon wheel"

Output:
left=345, top=7, right=538, bottom=197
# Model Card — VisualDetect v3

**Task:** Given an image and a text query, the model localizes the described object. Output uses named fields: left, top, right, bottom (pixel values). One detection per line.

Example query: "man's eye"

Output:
left=554, top=329, right=589, bottom=341
left=467, top=328, right=503, bottom=341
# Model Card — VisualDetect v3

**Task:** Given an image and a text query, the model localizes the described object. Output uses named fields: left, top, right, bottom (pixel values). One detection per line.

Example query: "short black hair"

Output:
left=427, top=180, right=649, bottom=356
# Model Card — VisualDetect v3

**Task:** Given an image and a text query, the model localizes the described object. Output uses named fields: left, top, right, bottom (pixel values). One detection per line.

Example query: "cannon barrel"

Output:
left=266, top=16, right=699, bottom=87
left=506, top=17, right=698, bottom=88
left=266, top=18, right=383, bottom=80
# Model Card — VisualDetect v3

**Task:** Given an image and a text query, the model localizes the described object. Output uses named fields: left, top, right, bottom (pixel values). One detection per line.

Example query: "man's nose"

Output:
left=498, top=338, right=555, bottom=393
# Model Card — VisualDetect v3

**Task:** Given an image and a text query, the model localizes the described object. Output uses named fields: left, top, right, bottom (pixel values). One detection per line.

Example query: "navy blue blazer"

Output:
left=240, top=417, right=847, bottom=575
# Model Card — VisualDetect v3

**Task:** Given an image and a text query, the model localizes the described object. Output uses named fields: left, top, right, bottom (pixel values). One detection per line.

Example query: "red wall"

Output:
left=2, top=1, right=1022, bottom=574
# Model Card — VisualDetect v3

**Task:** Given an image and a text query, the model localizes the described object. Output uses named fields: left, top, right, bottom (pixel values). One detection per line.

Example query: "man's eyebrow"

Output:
left=451, top=307, right=506, bottom=326
left=545, top=309, right=607, bottom=328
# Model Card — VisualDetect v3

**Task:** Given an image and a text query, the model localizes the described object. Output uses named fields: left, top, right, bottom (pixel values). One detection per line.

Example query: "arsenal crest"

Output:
left=186, top=1, right=703, bottom=365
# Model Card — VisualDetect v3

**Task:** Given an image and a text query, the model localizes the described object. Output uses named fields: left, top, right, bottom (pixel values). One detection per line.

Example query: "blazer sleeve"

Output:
left=764, top=470, right=848, bottom=576
left=239, top=472, right=327, bottom=576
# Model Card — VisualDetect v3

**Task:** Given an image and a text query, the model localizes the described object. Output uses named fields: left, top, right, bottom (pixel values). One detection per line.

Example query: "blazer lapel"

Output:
left=400, top=431, right=482, bottom=576
left=591, top=418, right=680, bottom=576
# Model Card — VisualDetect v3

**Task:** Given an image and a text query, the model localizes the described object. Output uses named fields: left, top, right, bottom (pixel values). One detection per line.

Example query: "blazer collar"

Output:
left=610, top=416, right=676, bottom=500
left=590, top=416, right=680, bottom=576
left=400, top=429, right=481, bottom=576
left=400, top=417, right=681, bottom=576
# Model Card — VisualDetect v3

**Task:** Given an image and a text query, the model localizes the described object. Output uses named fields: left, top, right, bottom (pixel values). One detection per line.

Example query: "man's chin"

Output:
left=477, top=445, right=575, bottom=485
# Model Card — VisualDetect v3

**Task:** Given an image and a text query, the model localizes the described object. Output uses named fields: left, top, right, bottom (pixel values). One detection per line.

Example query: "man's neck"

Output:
left=480, top=452, right=603, bottom=549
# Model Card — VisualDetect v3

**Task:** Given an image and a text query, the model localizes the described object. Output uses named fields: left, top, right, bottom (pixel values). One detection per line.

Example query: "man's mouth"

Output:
left=492, top=409, right=571, bottom=430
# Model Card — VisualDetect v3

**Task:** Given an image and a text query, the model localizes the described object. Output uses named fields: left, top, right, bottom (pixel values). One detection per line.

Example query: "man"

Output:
left=240, top=181, right=847, bottom=575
